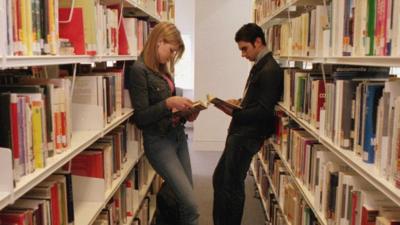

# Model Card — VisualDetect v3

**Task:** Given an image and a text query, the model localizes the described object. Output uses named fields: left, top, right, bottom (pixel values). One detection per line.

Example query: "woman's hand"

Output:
left=166, top=96, right=193, bottom=111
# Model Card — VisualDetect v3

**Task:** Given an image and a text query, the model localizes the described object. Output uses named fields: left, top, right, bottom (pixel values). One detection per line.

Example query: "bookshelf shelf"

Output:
left=124, top=170, right=157, bottom=225
left=0, top=193, right=11, bottom=212
left=102, top=109, right=134, bottom=136
left=125, top=0, right=161, bottom=22
left=74, top=201, right=104, bottom=225
left=13, top=130, right=101, bottom=201
left=256, top=153, right=291, bottom=225
left=135, top=170, right=157, bottom=216
left=250, top=164, right=271, bottom=222
left=267, top=143, right=328, bottom=225
left=149, top=203, right=157, bottom=224
left=9, top=109, right=134, bottom=210
left=75, top=158, right=136, bottom=225
left=3, top=55, right=137, bottom=69
left=257, top=0, right=324, bottom=28
left=277, top=56, right=400, bottom=67
left=277, top=103, right=400, bottom=207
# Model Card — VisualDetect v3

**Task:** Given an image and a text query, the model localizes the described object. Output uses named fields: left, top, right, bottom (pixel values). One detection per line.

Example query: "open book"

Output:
left=206, top=94, right=242, bottom=110
left=173, top=94, right=242, bottom=117
left=172, top=100, right=208, bottom=117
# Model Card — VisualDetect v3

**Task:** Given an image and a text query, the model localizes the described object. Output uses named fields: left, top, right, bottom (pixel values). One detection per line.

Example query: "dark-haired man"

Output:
left=212, top=23, right=283, bottom=225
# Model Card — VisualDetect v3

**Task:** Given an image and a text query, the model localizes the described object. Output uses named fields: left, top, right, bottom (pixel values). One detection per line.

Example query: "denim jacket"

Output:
left=126, top=58, right=176, bottom=135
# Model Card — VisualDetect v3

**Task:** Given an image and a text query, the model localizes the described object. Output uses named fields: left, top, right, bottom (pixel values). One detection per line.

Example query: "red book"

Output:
left=10, top=94, right=20, bottom=162
left=109, top=4, right=129, bottom=55
left=361, top=206, right=379, bottom=225
left=316, top=79, right=325, bottom=124
left=351, top=191, right=359, bottom=225
left=71, top=151, right=104, bottom=178
left=58, top=7, right=85, bottom=55
left=50, top=182, right=61, bottom=225
left=0, top=210, right=27, bottom=225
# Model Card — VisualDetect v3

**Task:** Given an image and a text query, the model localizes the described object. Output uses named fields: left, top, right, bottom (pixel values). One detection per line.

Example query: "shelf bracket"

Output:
left=70, top=64, right=78, bottom=100
left=59, top=0, right=76, bottom=24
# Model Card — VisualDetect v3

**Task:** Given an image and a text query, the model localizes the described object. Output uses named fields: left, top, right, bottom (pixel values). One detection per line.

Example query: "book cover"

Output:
left=206, top=94, right=242, bottom=110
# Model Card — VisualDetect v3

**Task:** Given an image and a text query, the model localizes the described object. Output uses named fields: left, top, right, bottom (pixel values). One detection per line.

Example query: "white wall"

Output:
left=174, top=0, right=195, bottom=90
left=193, top=0, right=252, bottom=151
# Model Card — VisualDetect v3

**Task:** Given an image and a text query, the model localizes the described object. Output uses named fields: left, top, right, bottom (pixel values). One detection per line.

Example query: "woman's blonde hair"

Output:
left=142, top=22, right=185, bottom=76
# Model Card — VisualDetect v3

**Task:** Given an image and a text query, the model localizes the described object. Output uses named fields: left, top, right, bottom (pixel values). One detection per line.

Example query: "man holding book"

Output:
left=212, top=23, right=283, bottom=225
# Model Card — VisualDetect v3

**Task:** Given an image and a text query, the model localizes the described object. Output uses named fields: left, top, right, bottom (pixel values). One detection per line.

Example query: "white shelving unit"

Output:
left=0, top=0, right=167, bottom=223
left=253, top=0, right=400, bottom=223
left=257, top=0, right=324, bottom=28
left=102, top=0, right=162, bottom=22
left=0, top=148, right=13, bottom=210
left=124, top=170, right=157, bottom=225
left=264, top=144, right=328, bottom=225
left=250, top=163, right=271, bottom=222
left=277, top=103, right=400, bottom=207
left=2, top=55, right=137, bottom=69
left=255, top=153, right=292, bottom=225
left=276, top=56, right=400, bottom=67
left=259, top=0, right=400, bottom=68
left=74, top=158, right=137, bottom=225
left=0, top=0, right=165, bottom=69
left=2, top=109, right=133, bottom=210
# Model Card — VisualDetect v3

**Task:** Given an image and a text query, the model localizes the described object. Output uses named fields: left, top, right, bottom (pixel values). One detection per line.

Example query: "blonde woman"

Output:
left=126, top=22, right=199, bottom=225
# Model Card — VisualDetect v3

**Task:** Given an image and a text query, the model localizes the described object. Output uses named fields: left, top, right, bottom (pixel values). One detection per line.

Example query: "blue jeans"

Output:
left=143, top=126, right=199, bottom=225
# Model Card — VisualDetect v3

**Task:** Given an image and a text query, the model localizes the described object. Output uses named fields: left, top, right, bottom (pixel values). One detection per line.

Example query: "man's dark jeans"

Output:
left=212, top=134, right=264, bottom=225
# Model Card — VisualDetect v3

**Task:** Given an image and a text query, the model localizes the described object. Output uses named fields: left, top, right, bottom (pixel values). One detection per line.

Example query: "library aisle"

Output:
left=188, top=129, right=266, bottom=225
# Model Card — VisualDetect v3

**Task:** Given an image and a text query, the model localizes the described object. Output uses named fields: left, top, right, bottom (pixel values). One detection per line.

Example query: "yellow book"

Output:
left=25, top=0, right=33, bottom=55
left=32, top=99, right=44, bottom=168
left=47, top=0, right=57, bottom=54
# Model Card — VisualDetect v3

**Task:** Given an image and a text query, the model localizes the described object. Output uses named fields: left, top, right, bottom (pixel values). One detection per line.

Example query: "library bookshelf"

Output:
left=252, top=0, right=400, bottom=224
left=0, top=0, right=172, bottom=224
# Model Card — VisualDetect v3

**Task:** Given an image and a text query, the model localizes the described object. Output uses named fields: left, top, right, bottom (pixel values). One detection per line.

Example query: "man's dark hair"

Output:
left=235, top=23, right=266, bottom=46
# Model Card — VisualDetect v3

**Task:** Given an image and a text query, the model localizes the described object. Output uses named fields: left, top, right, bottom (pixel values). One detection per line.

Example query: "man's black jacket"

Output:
left=229, top=52, right=283, bottom=138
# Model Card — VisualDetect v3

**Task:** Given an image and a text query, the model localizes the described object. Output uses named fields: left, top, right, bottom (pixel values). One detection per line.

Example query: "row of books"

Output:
left=281, top=66, right=400, bottom=183
left=0, top=66, right=130, bottom=185
left=263, top=0, right=400, bottom=57
left=72, top=70, right=125, bottom=126
left=271, top=112, right=400, bottom=225
left=5, top=0, right=160, bottom=56
left=0, top=123, right=149, bottom=225
left=253, top=0, right=290, bottom=24
left=93, top=159, right=159, bottom=225
left=0, top=77, right=72, bottom=183
left=252, top=155, right=320, bottom=225
left=132, top=0, right=175, bottom=22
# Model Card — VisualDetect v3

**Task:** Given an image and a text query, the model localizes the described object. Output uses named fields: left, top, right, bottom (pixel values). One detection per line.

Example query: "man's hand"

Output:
left=226, top=99, right=241, bottom=106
